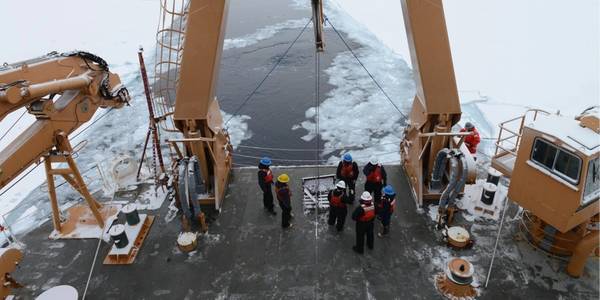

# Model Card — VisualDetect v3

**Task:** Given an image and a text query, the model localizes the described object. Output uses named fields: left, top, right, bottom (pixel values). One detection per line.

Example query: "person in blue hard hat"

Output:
left=257, top=157, right=276, bottom=215
left=336, top=153, right=359, bottom=203
left=377, top=185, right=396, bottom=237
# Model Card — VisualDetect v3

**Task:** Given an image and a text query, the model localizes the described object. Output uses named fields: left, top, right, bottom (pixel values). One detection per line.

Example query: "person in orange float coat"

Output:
left=328, top=180, right=349, bottom=232
left=460, top=122, right=481, bottom=159
left=363, top=157, right=387, bottom=204
left=351, top=192, right=376, bottom=254
left=257, top=157, right=276, bottom=215
left=336, top=153, right=359, bottom=203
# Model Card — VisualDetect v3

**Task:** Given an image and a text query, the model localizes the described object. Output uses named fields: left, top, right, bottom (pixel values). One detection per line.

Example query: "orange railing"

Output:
left=493, top=109, right=550, bottom=158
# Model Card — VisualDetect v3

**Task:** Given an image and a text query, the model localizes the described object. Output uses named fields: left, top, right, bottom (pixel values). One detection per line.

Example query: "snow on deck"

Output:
left=11, top=166, right=600, bottom=299
left=527, top=113, right=600, bottom=156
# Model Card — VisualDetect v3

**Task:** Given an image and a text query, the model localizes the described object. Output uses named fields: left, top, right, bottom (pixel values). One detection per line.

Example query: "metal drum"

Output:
left=121, top=203, right=140, bottom=226
left=480, top=182, right=497, bottom=205
left=109, top=224, right=128, bottom=249
left=486, top=167, right=502, bottom=185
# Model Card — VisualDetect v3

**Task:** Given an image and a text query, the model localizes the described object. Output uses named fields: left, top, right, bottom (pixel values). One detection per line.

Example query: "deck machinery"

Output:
left=0, top=0, right=598, bottom=298
left=491, top=108, right=599, bottom=277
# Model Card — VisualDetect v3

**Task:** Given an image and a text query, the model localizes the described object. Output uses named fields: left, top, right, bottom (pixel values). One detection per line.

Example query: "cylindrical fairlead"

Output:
left=109, top=224, right=128, bottom=248
left=480, top=182, right=497, bottom=205
left=121, top=203, right=140, bottom=226
left=486, top=167, right=502, bottom=185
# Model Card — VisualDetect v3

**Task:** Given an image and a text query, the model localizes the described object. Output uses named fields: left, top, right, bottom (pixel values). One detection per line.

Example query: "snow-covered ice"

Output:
left=224, top=19, right=309, bottom=50
left=294, top=1, right=415, bottom=164
left=334, top=0, right=599, bottom=118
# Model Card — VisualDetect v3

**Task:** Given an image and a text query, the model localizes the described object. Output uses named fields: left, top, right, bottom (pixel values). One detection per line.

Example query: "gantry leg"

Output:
left=65, top=155, right=104, bottom=228
left=44, top=158, right=62, bottom=233
left=43, top=131, right=105, bottom=233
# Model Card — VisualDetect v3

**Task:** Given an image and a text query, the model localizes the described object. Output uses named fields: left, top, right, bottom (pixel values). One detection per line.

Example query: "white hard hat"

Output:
left=360, top=191, right=373, bottom=202
left=336, top=181, right=346, bottom=189
left=369, top=156, right=379, bottom=165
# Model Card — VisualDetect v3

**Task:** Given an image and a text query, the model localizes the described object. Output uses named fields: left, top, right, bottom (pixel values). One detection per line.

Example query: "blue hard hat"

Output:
left=383, top=185, right=395, bottom=196
left=260, top=157, right=272, bottom=166
left=342, top=153, right=352, bottom=162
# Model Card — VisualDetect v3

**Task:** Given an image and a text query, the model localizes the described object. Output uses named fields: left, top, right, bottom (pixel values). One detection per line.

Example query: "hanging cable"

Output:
left=325, top=16, right=408, bottom=120
left=0, top=110, right=26, bottom=143
left=0, top=162, right=43, bottom=198
left=224, top=19, right=312, bottom=126
left=71, top=108, right=115, bottom=140
left=0, top=108, right=114, bottom=198
left=235, top=140, right=403, bottom=152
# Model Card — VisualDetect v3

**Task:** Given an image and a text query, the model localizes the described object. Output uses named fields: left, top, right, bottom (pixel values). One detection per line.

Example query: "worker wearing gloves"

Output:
left=377, top=185, right=396, bottom=237
left=275, top=174, right=293, bottom=229
left=336, top=153, right=359, bottom=203
left=460, top=122, right=481, bottom=159
left=257, top=157, right=276, bottom=215
left=351, top=191, right=376, bottom=254
left=328, top=180, right=349, bottom=232
left=363, top=157, right=387, bottom=204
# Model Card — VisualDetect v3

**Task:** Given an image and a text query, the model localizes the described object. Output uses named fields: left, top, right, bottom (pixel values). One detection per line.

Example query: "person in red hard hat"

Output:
left=460, top=122, right=481, bottom=159
left=351, top=191, right=376, bottom=254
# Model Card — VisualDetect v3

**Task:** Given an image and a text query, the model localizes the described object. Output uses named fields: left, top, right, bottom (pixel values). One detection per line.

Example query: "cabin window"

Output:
left=583, top=157, right=600, bottom=205
left=531, top=138, right=582, bottom=184
left=531, top=139, right=557, bottom=169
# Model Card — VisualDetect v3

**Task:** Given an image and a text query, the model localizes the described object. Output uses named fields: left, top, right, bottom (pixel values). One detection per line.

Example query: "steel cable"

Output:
left=224, top=19, right=312, bottom=126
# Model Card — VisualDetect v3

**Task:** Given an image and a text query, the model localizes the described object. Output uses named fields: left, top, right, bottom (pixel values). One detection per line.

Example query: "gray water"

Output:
left=219, top=0, right=363, bottom=167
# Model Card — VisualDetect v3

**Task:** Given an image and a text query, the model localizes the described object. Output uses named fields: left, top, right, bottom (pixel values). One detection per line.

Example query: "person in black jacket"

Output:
left=336, top=153, right=359, bottom=203
left=377, top=185, right=396, bottom=237
left=363, top=157, right=387, bottom=205
left=351, top=191, right=376, bottom=254
left=257, top=157, right=276, bottom=215
left=275, top=174, right=293, bottom=229
left=328, top=181, right=349, bottom=232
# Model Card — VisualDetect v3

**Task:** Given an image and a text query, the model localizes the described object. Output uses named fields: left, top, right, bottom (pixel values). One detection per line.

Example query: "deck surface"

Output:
left=13, top=166, right=600, bottom=299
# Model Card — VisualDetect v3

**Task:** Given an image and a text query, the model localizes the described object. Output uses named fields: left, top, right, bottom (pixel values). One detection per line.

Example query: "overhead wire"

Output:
left=0, top=108, right=115, bottom=197
left=224, top=18, right=312, bottom=126
left=71, top=108, right=115, bottom=140
left=0, top=110, right=26, bottom=143
left=325, top=16, right=408, bottom=120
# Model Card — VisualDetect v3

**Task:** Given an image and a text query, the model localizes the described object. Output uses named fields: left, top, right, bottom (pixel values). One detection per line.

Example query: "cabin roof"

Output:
left=526, top=113, right=600, bottom=157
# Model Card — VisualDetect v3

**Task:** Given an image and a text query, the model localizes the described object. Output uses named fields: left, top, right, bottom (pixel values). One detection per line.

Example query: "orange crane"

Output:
left=0, top=51, right=129, bottom=234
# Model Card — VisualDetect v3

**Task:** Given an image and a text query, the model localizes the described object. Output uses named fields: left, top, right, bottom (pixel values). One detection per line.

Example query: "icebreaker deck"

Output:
left=13, top=166, right=600, bottom=299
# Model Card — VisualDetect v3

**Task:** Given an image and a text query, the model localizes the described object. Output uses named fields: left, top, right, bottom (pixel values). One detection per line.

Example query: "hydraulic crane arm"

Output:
left=0, top=51, right=129, bottom=191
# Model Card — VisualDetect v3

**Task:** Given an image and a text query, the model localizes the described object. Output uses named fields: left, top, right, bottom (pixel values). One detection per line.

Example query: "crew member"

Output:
left=363, top=157, right=387, bottom=204
left=257, top=157, right=276, bottom=215
left=336, top=153, right=359, bottom=203
left=328, top=180, right=349, bottom=232
left=460, top=122, right=481, bottom=159
left=351, top=191, right=376, bottom=254
left=275, top=174, right=293, bottom=229
left=377, top=185, right=396, bottom=237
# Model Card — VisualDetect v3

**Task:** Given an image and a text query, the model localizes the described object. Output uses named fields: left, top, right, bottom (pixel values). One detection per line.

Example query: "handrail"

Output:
left=493, top=108, right=551, bottom=157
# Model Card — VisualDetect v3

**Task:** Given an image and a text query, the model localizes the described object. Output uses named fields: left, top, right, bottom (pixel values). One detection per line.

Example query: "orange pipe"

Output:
left=567, top=230, right=600, bottom=277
